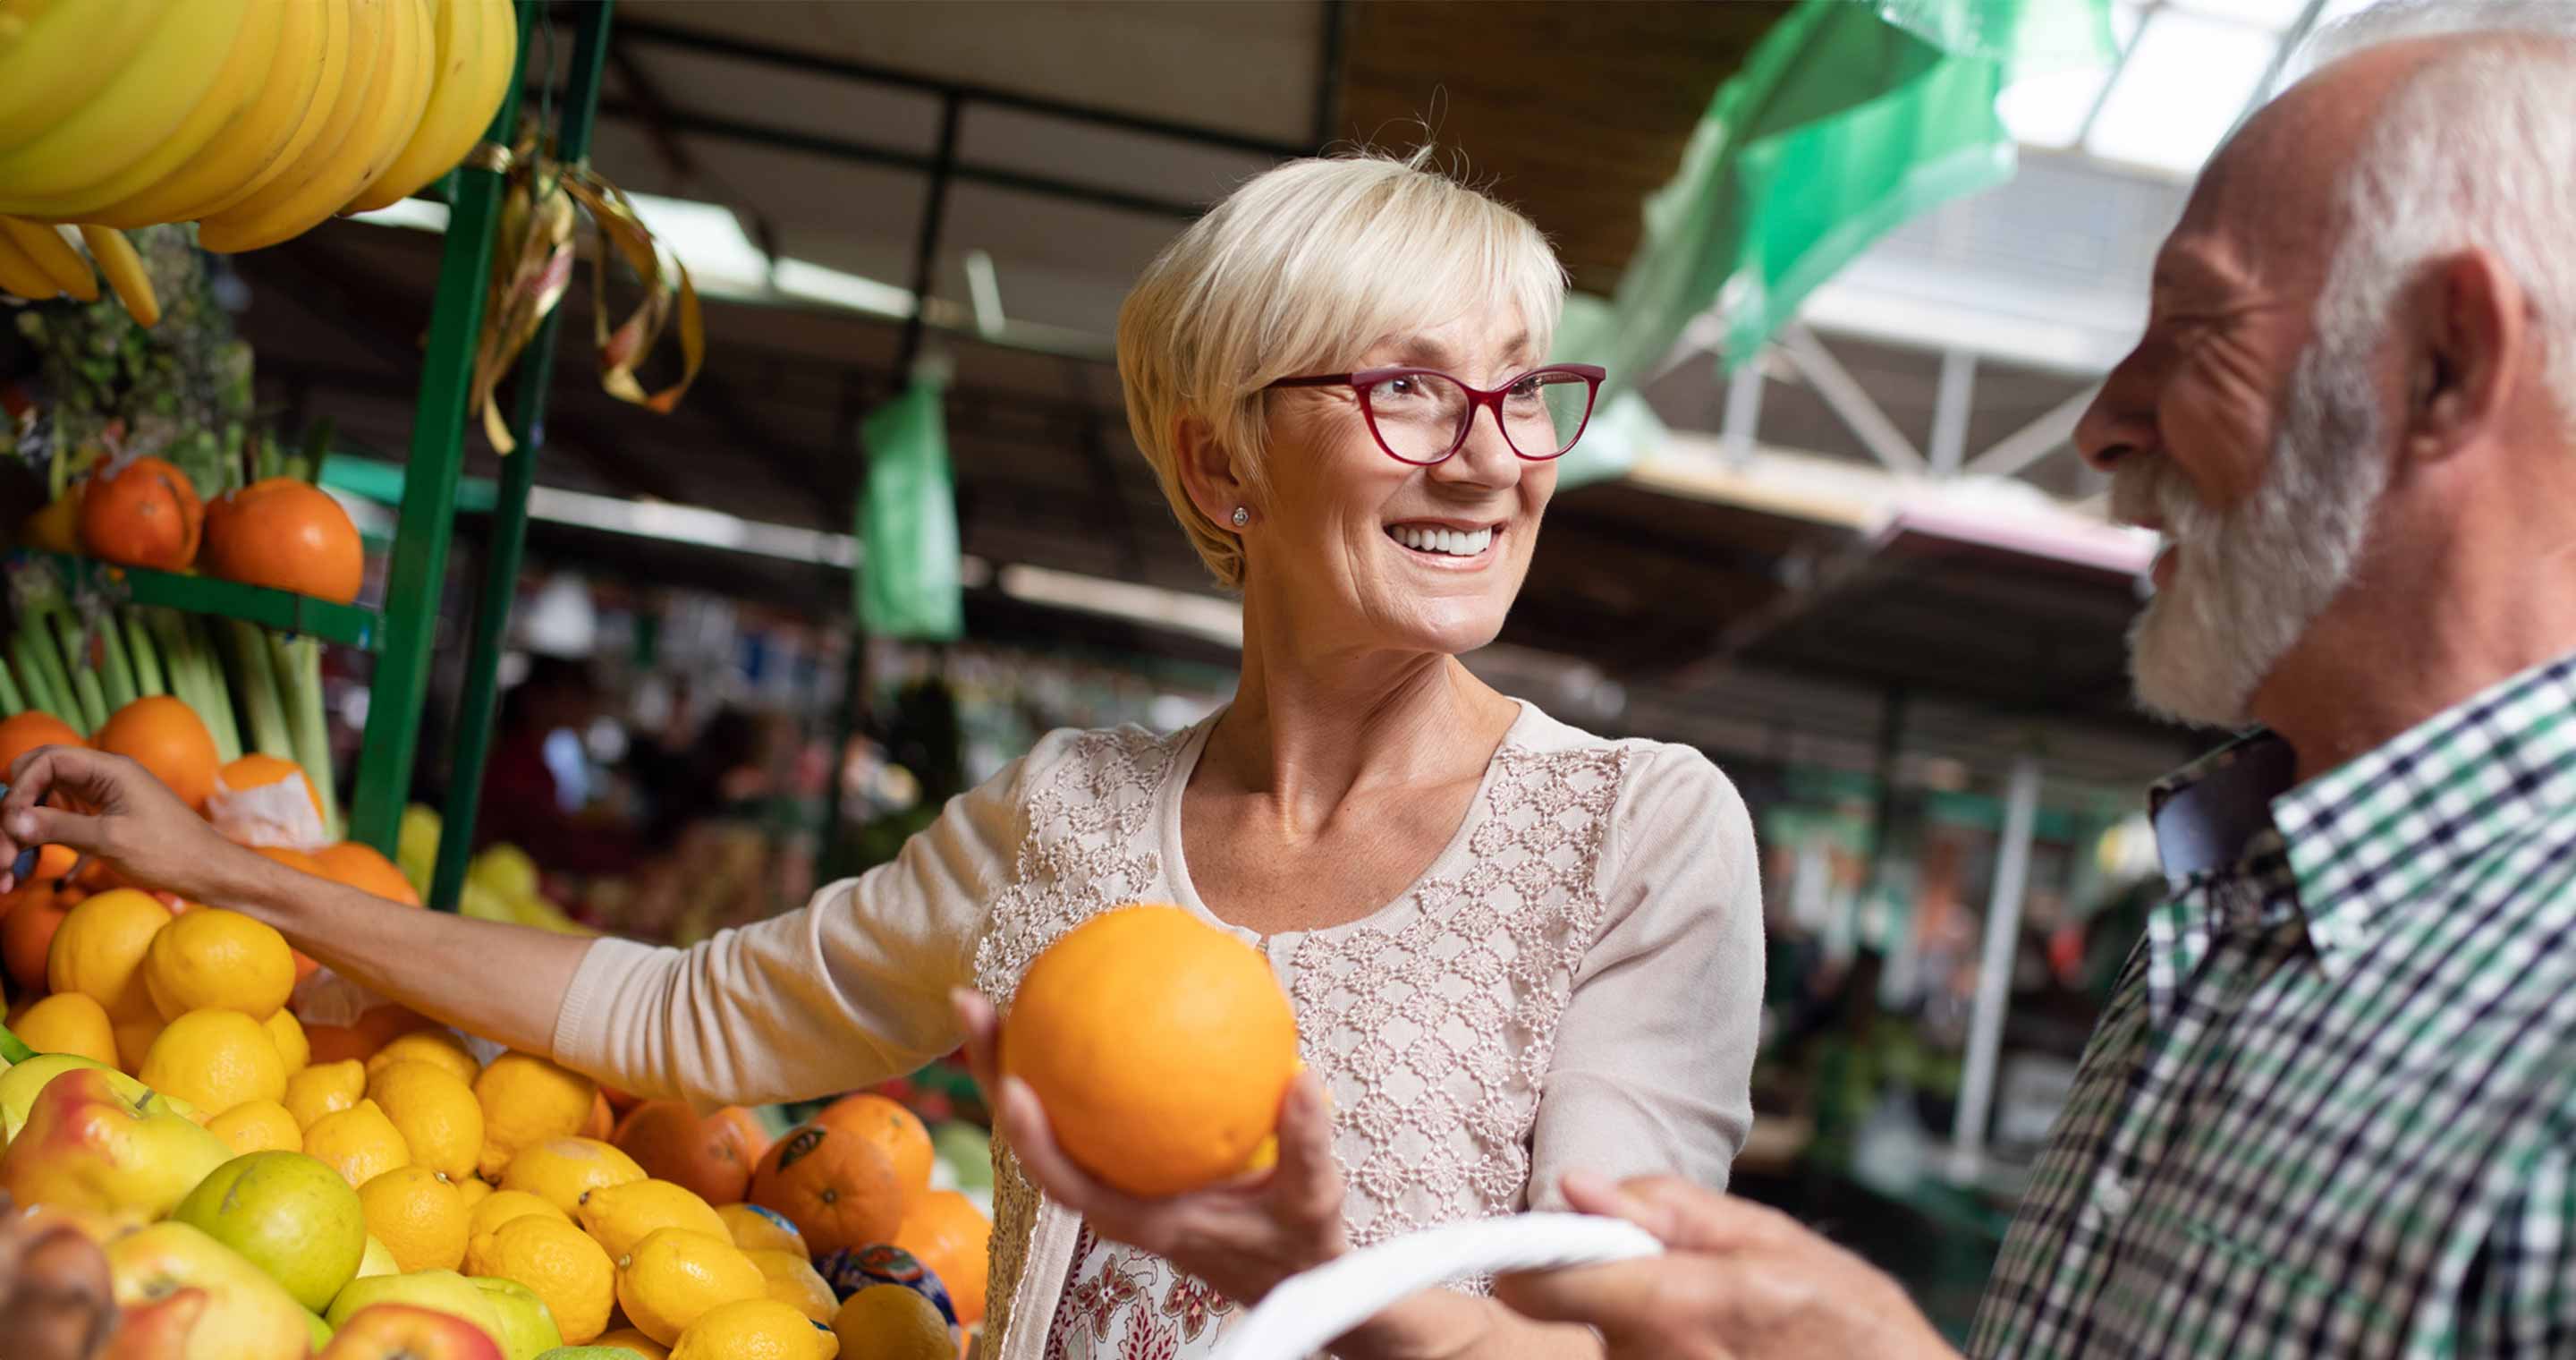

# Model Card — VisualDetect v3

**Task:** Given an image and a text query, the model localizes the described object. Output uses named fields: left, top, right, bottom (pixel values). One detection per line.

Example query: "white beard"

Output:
left=2112, top=329, right=2391, bottom=730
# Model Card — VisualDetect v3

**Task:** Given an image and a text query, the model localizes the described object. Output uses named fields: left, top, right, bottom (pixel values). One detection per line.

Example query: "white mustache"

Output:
left=2109, top=457, right=2222, bottom=548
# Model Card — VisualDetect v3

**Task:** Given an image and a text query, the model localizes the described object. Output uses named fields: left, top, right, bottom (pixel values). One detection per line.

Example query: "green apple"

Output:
left=0, top=1065, right=232, bottom=1217
left=357, top=1233, right=399, bottom=1279
left=328, top=1270, right=505, bottom=1349
left=173, top=1151, right=368, bottom=1313
left=933, top=1121, right=993, bottom=1190
left=472, top=1276, right=564, bottom=1360
left=106, top=1221, right=310, bottom=1360
left=308, top=1308, right=336, bottom=1352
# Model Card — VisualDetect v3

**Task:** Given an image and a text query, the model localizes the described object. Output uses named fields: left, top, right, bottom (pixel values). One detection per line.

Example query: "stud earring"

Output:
left=1231, top=506, right=1250, bottom=528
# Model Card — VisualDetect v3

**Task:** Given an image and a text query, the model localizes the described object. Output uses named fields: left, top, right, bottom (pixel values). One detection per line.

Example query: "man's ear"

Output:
left=1174, top=413, right=1246, bottom=528
left=2401, top=247, right=2527, bottom=467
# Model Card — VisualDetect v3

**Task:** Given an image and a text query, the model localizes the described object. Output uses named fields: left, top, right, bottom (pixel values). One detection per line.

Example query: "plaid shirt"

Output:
left=1970, top=654, right=2576, bottom=1357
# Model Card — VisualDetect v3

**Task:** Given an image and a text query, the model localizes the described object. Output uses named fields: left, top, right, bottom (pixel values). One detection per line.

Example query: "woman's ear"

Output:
left=1174, top=413, right=1246, bottom=529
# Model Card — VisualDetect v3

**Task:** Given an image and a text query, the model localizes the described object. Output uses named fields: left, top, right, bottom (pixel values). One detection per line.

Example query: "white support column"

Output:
left=1950, top=750, right=2043, bottom=1184
left=1721, top=357, right=1766, bottom=463
left=1928, top=350, right=1978, bottom=476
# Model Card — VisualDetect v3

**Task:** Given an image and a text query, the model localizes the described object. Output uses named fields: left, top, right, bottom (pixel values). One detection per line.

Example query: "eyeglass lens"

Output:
left=1359, top=371, right=1595, bottom=463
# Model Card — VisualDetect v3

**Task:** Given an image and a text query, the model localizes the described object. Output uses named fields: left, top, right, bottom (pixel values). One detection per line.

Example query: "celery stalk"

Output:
left=24, top=614, right=86, bottom=735
left=225, top=620, right=292, bottom=760
left=272, top=633, right=337, bottom=837
left=0, top=655, right=26, bottom=718
left=123, top=611, right=163, bottom=698
left=10, top=633, right=70, bottom=728
left=88, top=608, right=137, bottom=714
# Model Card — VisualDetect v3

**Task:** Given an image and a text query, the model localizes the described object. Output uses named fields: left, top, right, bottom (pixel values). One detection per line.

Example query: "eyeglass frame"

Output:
left=1265, top=362, right=1607, bottom=466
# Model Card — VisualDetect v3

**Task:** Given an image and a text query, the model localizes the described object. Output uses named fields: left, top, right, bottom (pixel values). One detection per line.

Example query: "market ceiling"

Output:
left=225, top=0, right=2200, bottom=789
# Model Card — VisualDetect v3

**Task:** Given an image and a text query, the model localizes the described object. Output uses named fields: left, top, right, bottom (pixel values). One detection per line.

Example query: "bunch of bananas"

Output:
left=0, top=0, right=518, bottom=325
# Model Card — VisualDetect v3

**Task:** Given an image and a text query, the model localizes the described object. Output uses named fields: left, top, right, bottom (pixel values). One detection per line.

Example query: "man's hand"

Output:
left=1495, top=1174, right=1958, bottom=1360
left=0, top=748, right=254, bottom=905
left=0, top=1197, right=118, bottom=1360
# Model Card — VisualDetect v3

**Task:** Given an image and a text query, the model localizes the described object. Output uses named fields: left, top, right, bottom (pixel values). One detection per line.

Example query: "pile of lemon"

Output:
left=0, top=0, right=518, bottom=322
left=8, top=897, right=950, bottom=1360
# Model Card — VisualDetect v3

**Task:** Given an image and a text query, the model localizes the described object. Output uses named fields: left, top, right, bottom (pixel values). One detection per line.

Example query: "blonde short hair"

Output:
left=1116, top=149, right=1569, bottom=588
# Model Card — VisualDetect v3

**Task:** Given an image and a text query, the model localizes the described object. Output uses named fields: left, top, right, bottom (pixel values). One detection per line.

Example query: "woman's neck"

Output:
left=1206, top=599, right=1518, bottom=834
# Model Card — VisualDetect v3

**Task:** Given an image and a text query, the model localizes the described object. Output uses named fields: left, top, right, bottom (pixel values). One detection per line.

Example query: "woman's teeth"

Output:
left=1385, top=525, right=1493, bottom=557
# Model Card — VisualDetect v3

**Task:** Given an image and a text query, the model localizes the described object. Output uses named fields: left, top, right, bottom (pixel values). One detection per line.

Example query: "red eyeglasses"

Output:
left=1266, top=364, right=1607, bottom=466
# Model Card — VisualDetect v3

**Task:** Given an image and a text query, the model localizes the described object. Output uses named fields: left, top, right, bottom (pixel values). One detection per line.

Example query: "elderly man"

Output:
left=1502, top=3, right=2576, bottom=1356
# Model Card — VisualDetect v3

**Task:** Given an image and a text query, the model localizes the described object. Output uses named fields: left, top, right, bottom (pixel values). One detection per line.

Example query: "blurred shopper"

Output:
left=478, top=655, right=640, bottom=876
left=1497, top=4, right=2576, bottom=1356
left=0, top=1199, right=114, bottom=1360
left=4, top=148, right=1763, bottom=1359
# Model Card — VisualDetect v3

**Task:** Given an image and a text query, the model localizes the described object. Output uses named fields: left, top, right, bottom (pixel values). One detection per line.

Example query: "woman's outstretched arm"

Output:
left=0, top=745, right=593, bottom=1054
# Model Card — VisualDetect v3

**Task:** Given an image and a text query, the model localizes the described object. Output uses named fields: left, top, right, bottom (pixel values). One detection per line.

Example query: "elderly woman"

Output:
left=0, top=150, right=1761, bottom=1359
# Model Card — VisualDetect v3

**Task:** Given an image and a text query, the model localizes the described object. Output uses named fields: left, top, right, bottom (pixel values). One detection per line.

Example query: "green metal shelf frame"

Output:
left=41, top=553, right=384, bottom=650
left=338, top=0, right=615, bottom=894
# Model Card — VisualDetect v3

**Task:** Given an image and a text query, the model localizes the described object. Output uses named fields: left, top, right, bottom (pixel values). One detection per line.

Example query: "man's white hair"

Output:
left=2292, top=2, right=2576, bottom=426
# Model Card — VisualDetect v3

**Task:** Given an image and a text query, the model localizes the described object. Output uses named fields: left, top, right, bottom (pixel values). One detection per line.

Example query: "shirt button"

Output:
left=2091, top=1175, right=2134, bottom=1221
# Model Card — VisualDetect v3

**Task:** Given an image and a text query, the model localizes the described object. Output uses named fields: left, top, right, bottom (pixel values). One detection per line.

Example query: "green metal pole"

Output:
left=347, top=0, right=539, bottom=856
left=427, top=0, right=615, bottom=913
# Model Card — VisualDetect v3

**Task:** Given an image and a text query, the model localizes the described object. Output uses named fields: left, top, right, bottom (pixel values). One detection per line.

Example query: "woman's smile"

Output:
left=1380, top=518, right=1503, bottom=567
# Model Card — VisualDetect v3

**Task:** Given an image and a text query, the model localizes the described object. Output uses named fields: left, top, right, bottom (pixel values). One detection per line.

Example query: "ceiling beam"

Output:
left=1778, top=325, right=1926, bottom=474
left=1963, top=387, right=2096, bottom=480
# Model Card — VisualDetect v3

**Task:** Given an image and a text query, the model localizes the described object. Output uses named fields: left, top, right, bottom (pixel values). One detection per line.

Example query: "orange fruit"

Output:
left=0, top=712, right=83, bottom=778
left=304, top=1005, right=441, bottom=1067
left=213, top=753, right=324, bottom=826
left=1000, top=905, right=1300, bottom=1197
left=47, top=888, right=174, bottom=1021
left=94, top=697, right=218, bottom=812
left=583, top=1088, right=614, bottom=1141
left=613, top=1102, right=770, bottom=1208
left=816, top=1095, right=931, bottom=1203
left=13, top=991, right=119, bottom=1067
left=2, top=891, right=69, bottom=993
left=893, top=1189, right=990, bottom=1327
left=747, top=1123, right=904, bottom=1259
left=309, top=842, right=421, bottom=906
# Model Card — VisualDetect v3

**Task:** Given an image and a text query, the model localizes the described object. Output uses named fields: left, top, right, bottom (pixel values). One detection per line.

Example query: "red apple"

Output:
left=0, top=1068, right=232, bottom=1219
left=101, top=1288, right=208, bottom=1360
left=321, top=1303, right=507, bottom=1360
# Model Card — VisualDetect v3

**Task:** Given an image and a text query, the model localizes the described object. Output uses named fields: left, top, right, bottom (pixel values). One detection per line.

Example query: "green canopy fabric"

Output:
left=1553, top=0, right=2111, bottom=489
left=855, top=375, right=964, bottom=641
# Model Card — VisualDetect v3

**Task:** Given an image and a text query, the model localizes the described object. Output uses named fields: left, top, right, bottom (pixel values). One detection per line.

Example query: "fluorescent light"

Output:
left=624, top=191, right=769, bottom=289
left=965, top=249, right=1004, bottom=337
left=525, top=486, right=860, bottom=567
left=995, top=564, right=1241, bottom=649
left=770, top=257, right=917, bottom=319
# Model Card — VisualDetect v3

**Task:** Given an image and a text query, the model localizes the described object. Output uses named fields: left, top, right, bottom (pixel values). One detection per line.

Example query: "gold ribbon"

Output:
left=465, top=118, right=703, bottom=455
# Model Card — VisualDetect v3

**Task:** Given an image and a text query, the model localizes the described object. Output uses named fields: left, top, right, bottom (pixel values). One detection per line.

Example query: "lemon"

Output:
left=746, top=1248, right=837, bottom=1325
left=469, top=1188, right=572, bottom=1241
left=464, top=1213, right=616, bottom=1344
left=359, top=1164, right=470, bottom=1272
left=139, top=1008, right=288, bottom=1114
left=455, top=1177, right=494, bottom=1210
left=672, top=1297, right=838, bottom=1360
left=579, top=1178, right=729, bottom=1261
left=367, top=1029, right=480, bottom=1087
left=369, top=1060, right=485, bottom=1182
left=266, top=1008, right=309, bottom=1075
left=142, top=907, right=295, bottom=1022
left=208, top=1100, right=304, bottom=1155
left=355, top=1234, right=398, bottom=1279
left=831, top=1285, right=950, bottom=1360
left=305, top=1099, right=412, bottom=1188
left=13, top=990, right=118, bottom=1067
left=592, top=1329, right=672, bottom=1360
left=111, top=1015, right=163, bottom=1073
left=615, top=1227, right=767, bottom=1347
left=715, top=1203, right=808, bottom=1259
left=47, top=888, right=172, bottom=1021
left=475, top=1051, right=597, bottom=1178
left=286, top=1058, right=368, bottom=1130
left=501, top=1136, right=645, bottom=1218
